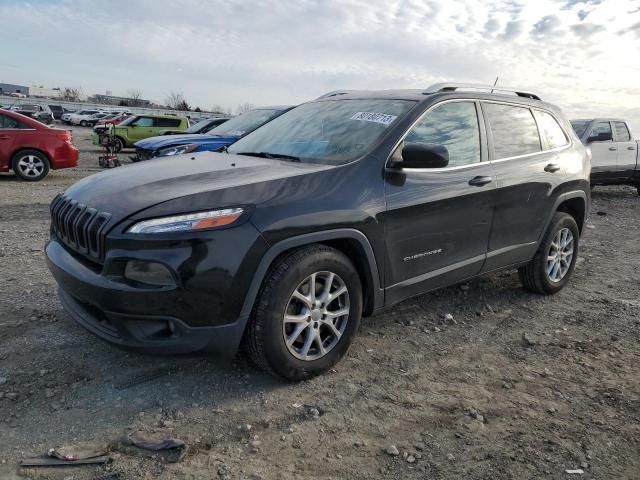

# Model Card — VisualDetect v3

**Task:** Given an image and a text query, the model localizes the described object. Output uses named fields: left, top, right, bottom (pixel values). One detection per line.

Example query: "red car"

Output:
left=0, top=108, right=79, bottom=181
left=94, top=112, right=132, bottom=127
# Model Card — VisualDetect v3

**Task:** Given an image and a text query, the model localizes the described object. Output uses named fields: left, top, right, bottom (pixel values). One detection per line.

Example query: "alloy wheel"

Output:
left=17, top=155, right=45, bottom=178
left=282, top=271, right=350, bottom=361
left=546, top=227, right=574, bottom=282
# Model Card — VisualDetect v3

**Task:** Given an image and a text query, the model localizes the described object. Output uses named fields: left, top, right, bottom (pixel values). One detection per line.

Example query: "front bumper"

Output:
left=45, top=222, right=268, bottom=354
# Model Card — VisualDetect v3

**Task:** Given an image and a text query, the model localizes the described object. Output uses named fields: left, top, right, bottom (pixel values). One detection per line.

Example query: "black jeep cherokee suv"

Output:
left=46, top=83, right=590, bottom=380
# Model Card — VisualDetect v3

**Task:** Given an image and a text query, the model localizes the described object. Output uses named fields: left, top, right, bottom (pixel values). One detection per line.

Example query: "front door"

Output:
left=383, top=100, right=495, bottom=305
left=587, top=121, right=617, bottom=182
left=0, top=113, right=19, bottom=170
left=129, top=116, right=155, bottom=142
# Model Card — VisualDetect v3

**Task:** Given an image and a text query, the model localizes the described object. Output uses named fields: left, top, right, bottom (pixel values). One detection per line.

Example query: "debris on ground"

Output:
left=109, top=432, right=187, bottom=463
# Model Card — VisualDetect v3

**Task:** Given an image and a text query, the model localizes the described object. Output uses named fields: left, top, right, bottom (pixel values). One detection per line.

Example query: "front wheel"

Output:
left=244, top=245, right=363, bottom=380
left=112, top=137, right=125, bottom=152
left=12, top=150, right=50, bottom=181
left=80, top=120, right=88, bottom=127
left=519, top=212, right=579, bottom=294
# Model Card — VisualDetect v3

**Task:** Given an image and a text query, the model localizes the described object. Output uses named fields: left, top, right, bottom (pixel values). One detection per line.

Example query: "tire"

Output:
left=80, top=120, right=88, bottom=127
left=113, top=137, right=125, bottom=152
left=636, top=185, right=640, bottom=196
left=244, top=245, right=363, bottom=380
left=12, top=150, right=50, bottom=181
left=519, top=212, right=579, bottom=295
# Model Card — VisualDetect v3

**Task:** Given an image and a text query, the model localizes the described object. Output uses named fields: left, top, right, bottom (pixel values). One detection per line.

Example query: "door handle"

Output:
left=468, top=176, right=493, bottom=187
left=628, top=146, right=636, bottom=150
left=609, top=147, right=617, bottom=151
left=544, top=163, right=561, bottom=173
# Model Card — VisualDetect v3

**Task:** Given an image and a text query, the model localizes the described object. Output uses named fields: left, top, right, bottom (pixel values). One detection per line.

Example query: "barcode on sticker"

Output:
left=350, top=112, right=397, bottom=125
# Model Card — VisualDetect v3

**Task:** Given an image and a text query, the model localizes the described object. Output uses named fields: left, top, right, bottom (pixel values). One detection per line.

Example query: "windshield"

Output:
left=208, top=109, right=281, bottom=137
left=228, top=99, right=414, bottom=164
left=570, top=121, right=590, bottom=138
left=184, top=118, right=213, bottom=133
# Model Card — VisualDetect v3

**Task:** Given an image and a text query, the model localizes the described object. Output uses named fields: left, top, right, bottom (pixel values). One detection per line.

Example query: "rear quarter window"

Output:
left=534, top=110, right=569, bottom=149
left=484, top=103, right=541, bottom=159
left=613, top=122, right=631, bottom=142
left=155, top=118, right=182, bottom=128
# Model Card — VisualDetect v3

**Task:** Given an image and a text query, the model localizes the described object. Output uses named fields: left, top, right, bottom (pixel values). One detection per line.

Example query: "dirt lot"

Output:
left=0, top=125, right=639, bottom=479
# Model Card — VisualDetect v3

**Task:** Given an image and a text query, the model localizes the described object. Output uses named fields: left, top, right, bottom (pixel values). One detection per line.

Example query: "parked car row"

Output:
left=44, top=82, right=600, bottom=380
left=8, top=104, right=54, bottom=124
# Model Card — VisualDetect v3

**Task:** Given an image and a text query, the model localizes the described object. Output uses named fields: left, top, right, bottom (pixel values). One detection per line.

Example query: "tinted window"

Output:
left=613, top=122, right=631, bottom=142
left=132, top=117, right=154, bottom=127
left=485, top=103, right=541, bottom=159
left=0, top=114, right=26, bottom=129
left=405, top=102, right=480, bottom=167
left=155, top=118, right=182, bottom=128
left=535, top=111, right=568, bottom=149
left=589, top=122, right=612, bottom=142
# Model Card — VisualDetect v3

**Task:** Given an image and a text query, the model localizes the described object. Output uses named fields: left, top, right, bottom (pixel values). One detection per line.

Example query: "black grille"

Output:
left=135, top=148, right=155, bottom=161
left=50, top=194, right=111, bottom=262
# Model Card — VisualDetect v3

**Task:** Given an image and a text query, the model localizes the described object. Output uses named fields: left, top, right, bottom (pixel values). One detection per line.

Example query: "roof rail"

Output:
left=424, top=83, right=542, bottom=101
left=316, top=90, right=356, bottom=99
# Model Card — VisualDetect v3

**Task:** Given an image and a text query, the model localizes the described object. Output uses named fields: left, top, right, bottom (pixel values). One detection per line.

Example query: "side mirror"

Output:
left=391, top=143, right=449, bottom=169
left=587, top=131, right=612, bottom=143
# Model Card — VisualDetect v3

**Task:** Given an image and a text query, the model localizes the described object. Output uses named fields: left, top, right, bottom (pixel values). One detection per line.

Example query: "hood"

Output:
left=134, top=134, right=240, bottom=151
left=63, top=151, right=333, bottom=226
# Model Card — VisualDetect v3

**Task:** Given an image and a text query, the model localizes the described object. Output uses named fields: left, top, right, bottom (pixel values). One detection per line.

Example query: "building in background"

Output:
left=0, top=83, right=29, bottom=96
left=91, top=93, right=151, bottom=107
left=29, top=86, right=63, bottom=98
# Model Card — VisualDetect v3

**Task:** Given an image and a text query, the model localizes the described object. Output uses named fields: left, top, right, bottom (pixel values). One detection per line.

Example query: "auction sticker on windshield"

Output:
left=350, top=112, right=398, bottom=125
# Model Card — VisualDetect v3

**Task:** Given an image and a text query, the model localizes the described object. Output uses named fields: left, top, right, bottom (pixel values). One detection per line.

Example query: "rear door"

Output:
left=153, top=117, right=183, bottom=136
left=383, top=100, right=495, bottom=304
left=613, top=121, right=636, bottom=179
left=481, top=102, right=566, bottom=271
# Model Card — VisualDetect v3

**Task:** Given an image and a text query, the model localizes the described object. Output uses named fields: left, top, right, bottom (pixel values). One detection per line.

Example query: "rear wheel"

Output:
left=244, top=245, right=363, bottom=380
left=12, top=150, right=50, bottom=181
left=80, top=120, right=88, bottom=127
left=519, top=212, right=579, bottom=294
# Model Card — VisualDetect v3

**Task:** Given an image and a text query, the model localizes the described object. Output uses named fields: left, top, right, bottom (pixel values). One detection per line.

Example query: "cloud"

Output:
left=0, top=0, right=638, bottom=132
left=571, top=22, right=606, bottom=37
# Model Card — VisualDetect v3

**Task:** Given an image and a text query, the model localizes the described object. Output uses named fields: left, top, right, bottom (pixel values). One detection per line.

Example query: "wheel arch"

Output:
left=554, top=191, right=588, bottom=235
left=11, top=147, right=51, bottom=166
left=239, top=229, right=383, bottom=321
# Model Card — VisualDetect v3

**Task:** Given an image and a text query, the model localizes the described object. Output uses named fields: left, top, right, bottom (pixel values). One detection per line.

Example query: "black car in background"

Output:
left=46, top=83, right=590, bottom=380
left=48, top=104, right=65, bottom=120
left=160, top=116, right=231, bottom=135
left=10, top=104, right=54, bottom=124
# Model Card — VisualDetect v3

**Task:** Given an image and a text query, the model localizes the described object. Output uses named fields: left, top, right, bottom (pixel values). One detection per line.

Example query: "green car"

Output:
left=92, top=114, right=189, bottom=151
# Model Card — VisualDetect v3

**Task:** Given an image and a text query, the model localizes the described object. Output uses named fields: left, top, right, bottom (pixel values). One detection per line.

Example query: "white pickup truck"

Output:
left=571, top=118, right=639, bottom=194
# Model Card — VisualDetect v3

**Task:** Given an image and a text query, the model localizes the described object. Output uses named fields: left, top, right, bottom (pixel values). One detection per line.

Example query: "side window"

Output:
left=484, top=103, right=541, bottom=159
left=155, top=118, right=182, bottom=128
left=613, top=122, right=631, bottom=142
left=404, top=102, right=480, bottom=167
left=0, top=114, right=24, bottom=129
left=588, top=122, right=612, bottom=142
left=133, top=117, right=154, bottom=127
left=535, top=110, right=568, bottom=149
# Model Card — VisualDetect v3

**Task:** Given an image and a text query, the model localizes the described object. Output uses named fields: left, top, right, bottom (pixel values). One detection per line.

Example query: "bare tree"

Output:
left=210, top=104, right=225, bottom=114
left=127, top=89, right=144, bottom=107
left=61, top=87, right=83, bottom=102
left=166, top=90, right=190, bottom=110
left=236, top=102, right=255, bottom=115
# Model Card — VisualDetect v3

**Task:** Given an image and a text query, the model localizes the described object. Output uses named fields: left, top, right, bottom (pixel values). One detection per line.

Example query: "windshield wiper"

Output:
left=235, top=152, right=301, bottom=162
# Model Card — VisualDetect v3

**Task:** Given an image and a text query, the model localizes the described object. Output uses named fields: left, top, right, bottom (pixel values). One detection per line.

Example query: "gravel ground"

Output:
left=0, top=125, right=639, bottom=479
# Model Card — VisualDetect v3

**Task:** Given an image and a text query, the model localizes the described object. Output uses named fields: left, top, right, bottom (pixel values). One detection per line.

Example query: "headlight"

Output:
left=127, top=208, right=244, bottom=234
left=157, top=144, right=199, bottom=157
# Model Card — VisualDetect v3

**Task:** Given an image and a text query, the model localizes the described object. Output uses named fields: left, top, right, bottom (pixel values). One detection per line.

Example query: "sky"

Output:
left=1, top=0, right=639, bottom=132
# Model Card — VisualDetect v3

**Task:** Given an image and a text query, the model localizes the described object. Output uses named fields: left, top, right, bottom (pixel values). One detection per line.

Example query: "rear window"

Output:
left=484, top=103, right=541, bottom=159
left=154, top=117, right=182, bottom=128
left=0, top=114, right=27, bottom=129
left=613, top=122, right=631, bottom=142
left=535, top=110, right=568, bottom=149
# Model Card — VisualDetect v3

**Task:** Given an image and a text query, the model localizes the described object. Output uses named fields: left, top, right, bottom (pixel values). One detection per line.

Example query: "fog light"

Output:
left=124, top=260, right=176, bottom=287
